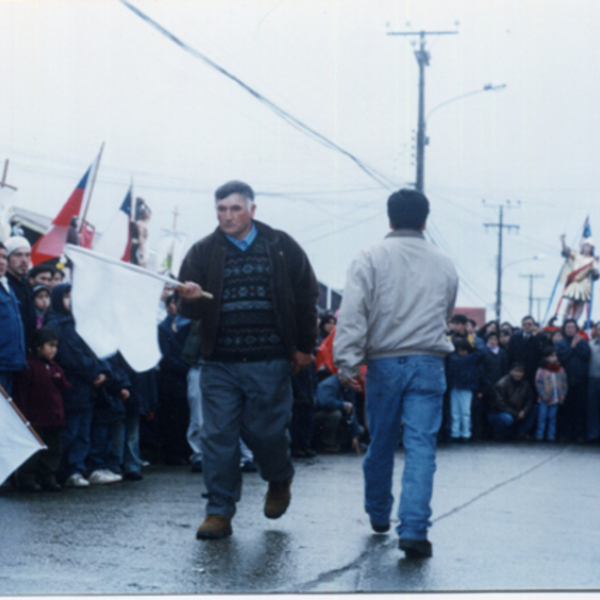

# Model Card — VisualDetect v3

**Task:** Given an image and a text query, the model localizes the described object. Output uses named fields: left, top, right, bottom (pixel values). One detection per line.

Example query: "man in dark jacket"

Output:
left=488, top=363, right=536, bottom=439
left=178, top=180, right=319, bottom=540
left=507, top=315, right=549, bottom=390
left=555, top=318, right=591, bottom=442
left=0, top=242, right=27, bottom=394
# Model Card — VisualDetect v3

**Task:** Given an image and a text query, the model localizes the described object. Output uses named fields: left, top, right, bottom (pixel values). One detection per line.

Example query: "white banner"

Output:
left=0, top=396, right=45, bottom=486
left=65, top=244, right=169, bottom=372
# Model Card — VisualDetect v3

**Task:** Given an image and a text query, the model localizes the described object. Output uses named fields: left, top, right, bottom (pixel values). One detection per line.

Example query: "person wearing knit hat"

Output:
left=5, top=235, right=36, bottom=350
left=32, top=285, right=51, bottom=329
left=4, top=235, right=31, bottom=257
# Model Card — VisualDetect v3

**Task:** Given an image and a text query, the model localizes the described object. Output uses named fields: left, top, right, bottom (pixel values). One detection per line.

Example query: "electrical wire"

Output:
left=120, top=0, right=398, bottom=191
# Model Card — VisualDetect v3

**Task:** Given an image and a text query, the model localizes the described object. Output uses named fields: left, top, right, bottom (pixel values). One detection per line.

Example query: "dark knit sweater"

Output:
left=212, top=234, right=286, bottom=362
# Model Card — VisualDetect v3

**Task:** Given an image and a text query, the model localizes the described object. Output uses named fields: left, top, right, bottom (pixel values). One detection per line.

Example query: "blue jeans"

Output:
left=488, top=409, right=536, bottom=438
left=587, top=378, right=600, bottom=441
left=450, top=388, right=472, bottom=439
left=108, top=414, right=142, bottom=475
left=87, top=421, right=114, bottom=471
left=200, top=359, right=294, bottom=520
left=187, top=367, right=203, bottom=464
left=363, top=355, right=445, bottom=541
left=58, top=408, right=94, bottom=481
left=536, top=403, right=558, bottom=440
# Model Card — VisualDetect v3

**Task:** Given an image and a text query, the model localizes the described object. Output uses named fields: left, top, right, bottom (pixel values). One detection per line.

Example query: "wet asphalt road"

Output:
left=1, top=441, right=600, bottom=594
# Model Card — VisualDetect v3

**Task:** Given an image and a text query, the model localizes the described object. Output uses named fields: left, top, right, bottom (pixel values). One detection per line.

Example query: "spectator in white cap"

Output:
left=5, top=235, right=36, bottom=350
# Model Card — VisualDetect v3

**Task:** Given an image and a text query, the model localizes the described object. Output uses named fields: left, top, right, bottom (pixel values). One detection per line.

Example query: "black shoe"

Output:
left=19, top=482, right=42, bottom=493
left=41, top=481, right=62, bottom=492
left=399, top=538, right=432, bottom=559
left=191, top=461, right=203, bottom=473
left=370, top=520, right=390, bottom=533
left=124, top=471, right=143, bottom=481
left=303, top=448, right=317, bottom=458
left=240, top=461, right=258, bottom=473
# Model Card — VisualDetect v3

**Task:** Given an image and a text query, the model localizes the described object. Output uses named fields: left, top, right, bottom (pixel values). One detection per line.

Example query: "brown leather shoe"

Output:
left=264, top=477, right=292, bottom=519
left=196, top=515, right=233, bottom=540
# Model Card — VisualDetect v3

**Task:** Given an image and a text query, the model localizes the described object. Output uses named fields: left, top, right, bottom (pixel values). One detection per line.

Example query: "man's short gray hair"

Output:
left=215, top=180, right=255, bottom=207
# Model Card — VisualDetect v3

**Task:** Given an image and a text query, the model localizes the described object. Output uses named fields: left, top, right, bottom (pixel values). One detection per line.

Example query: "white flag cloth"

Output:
left=64, top=244, right=169, bottom=372
left=0, top=396, right=45, bottom=486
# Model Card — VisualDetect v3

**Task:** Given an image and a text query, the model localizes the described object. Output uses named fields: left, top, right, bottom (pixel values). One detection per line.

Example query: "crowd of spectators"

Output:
left=1, top=234, right=599, bottom=496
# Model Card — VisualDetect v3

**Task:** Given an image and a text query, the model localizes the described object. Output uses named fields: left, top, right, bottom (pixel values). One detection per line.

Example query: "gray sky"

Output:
left=1, top=0, right=599, bottom=324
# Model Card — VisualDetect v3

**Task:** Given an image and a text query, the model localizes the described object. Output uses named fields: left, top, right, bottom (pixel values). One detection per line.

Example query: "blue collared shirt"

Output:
left=225, top=223, right=258, bottom=252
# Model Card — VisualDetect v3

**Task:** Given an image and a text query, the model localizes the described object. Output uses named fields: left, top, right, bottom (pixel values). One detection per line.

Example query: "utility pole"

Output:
left=532, top=296, right=550, bottom=324
left=520, top=274, right=544, bottom=317
left=483, top=201, right=520, bottom=323
left=387, top=30, right=457, bottom=193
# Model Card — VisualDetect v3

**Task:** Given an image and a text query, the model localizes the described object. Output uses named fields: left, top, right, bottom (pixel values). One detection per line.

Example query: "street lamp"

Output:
left=502, top=254, right=545, bottom=272
left=416, top=83, right=507, bottom=191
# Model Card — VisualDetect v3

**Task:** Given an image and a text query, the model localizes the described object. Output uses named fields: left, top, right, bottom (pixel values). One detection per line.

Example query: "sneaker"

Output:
left=264, top=477, right=292, bottom=519
left=399, top=538, right=433, bottom=559
left=88, top=469, right=122, bottom=485
left=141, top=460, right=151, bottom=468
left=370, top=519, right=390, bottom=533
left=64, top=473, right=90, bottom=488
left=240, top=461, right=258, bottom=473
left=196, top=515, right=233, bottom=540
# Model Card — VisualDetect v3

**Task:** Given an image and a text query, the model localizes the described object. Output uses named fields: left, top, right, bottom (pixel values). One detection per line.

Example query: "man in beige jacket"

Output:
left=334, top=188, right=458, bottom=559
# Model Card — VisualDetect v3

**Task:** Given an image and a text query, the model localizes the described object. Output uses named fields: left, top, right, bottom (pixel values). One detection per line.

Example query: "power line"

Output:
left=120, top=0, right=398, bottom=191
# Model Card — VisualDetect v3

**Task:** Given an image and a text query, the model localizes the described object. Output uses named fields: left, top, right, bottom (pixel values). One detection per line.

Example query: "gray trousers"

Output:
left=200, top=359, right=294, bottom=519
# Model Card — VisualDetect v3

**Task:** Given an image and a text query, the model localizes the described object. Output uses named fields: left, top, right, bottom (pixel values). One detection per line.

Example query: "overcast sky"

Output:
left=1, top=0, right=599, bottom=324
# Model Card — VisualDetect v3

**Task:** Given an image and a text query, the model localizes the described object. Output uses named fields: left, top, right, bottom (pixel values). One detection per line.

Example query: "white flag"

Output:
left=65, top=244, right=168, bottom=372
left=0, top=396, right=45, bottom=486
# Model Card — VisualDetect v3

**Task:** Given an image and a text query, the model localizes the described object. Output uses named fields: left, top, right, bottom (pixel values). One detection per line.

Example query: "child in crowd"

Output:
left=32, top=285, right=51, bottom=329
left=534, top=348, right=568, bottom=442
left=45, top=283, right=111, bottom=488
left=13, top=327, right=71, bottom=492
left=446, top=338, right=483, bottom=442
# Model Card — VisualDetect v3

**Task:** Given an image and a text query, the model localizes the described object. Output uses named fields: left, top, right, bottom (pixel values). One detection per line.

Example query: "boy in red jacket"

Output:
left=14, top=327, right=71, bottom=492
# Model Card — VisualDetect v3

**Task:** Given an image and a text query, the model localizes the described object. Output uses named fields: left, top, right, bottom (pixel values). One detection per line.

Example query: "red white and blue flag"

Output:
left=94, top=185, right=133, bottom=262
left=30, top=151, right=101, bottom=266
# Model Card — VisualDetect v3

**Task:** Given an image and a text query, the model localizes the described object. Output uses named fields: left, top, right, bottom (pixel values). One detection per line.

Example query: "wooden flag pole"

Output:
left=79, top=142, right=105, bottom=234
left=0, top=384, right=47, bottom=448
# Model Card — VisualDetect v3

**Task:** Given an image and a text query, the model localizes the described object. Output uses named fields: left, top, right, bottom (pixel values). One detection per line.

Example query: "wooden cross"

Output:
left=0, top=159, right=17, bottom=191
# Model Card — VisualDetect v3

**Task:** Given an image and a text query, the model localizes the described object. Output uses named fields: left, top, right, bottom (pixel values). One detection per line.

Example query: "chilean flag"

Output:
left=94, top=185, right=133, bottom=262
left=30, top=151, right=101, bottom=266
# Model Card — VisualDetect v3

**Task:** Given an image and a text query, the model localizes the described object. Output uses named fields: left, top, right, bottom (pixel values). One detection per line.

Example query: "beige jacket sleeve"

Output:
left=333, top=250, right=372, bottom=378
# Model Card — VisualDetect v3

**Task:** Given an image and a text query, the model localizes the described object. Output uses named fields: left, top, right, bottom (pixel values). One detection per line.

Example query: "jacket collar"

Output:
left=385, top=229, right=425, bottom=240
left=214, top=219, right=279, bottom=244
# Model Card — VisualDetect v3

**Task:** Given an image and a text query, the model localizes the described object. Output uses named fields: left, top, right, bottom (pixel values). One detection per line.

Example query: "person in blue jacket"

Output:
left=45, top=283, right=111, bottom=488
left=0, top=242, right=27, bottom=395
left=157, top=294, right=192, bottom=465
left=446, top=338, right=484, bottom=442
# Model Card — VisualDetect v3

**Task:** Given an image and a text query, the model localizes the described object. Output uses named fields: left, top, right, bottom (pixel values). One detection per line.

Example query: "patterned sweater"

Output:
left=212, top=234, right=286, bottom=362
left=535, top=366, right=568, bottom=406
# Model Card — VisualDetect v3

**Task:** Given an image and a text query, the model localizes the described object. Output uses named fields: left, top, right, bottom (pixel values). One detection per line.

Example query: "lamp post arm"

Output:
left=426, top=84, right=507, bottom=123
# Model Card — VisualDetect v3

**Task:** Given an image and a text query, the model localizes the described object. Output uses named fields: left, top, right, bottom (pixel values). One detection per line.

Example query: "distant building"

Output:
left=318, top=281, right=342, bottom=313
